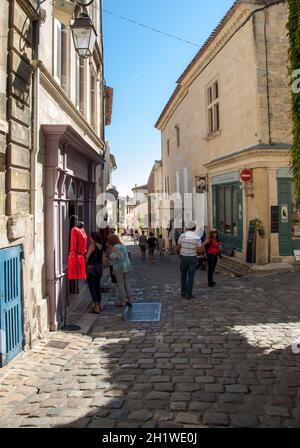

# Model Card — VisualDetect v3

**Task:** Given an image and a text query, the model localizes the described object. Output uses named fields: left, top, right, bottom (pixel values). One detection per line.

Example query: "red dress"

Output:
left=67, top=227, right=88, bottom=280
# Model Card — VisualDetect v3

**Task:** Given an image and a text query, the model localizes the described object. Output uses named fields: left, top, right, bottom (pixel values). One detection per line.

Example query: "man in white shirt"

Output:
left=176, top=221, right=203, bottom=299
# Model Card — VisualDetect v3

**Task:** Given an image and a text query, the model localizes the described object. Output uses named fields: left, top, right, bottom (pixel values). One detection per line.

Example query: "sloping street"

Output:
left=1, top=246, right=300, bottom=428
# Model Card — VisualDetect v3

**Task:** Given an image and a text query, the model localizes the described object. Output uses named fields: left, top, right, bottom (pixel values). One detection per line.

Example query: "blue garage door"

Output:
left=0, top=246, right=24, bottom=367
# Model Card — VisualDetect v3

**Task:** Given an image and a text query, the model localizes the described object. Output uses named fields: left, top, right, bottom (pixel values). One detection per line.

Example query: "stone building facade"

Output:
left=155, top=0, right=299, bottom=265
left=0, top=0, right=109, bottom=364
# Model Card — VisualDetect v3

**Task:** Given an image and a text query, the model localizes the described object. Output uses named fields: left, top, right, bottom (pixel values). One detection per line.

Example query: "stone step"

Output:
left=217, top=256, right=251, bottom=277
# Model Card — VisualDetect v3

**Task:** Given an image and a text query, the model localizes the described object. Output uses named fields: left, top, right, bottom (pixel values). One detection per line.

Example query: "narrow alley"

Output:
left=1, top=246, right=300, bottom=428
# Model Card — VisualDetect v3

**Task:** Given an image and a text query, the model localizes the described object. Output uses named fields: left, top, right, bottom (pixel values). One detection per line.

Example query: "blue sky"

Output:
left=103, top=0, right=235, bottom=197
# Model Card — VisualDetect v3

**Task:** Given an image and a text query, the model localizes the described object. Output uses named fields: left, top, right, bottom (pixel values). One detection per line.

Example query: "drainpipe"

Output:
left=30, top=3, right=40, bottom=338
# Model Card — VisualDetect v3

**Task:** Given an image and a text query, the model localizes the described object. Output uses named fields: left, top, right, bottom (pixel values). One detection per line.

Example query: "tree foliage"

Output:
left=287, top=0, right=300, bottom=204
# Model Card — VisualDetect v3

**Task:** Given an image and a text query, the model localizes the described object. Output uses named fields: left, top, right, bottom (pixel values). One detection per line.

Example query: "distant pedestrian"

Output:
left=204, top=228, right=221, bottom=287
left=174, top=229, right=181, bottom=246
left=106, top=228, right=117, bottom=284
left=134, top=230, right=139, bottom=246
left=108, top=234, right=134, bottom=307
left=157, top=235, right=166, bottom=260
left=147, top=232, right=158, bottom=264
left=138, top=231, right=147, bottom=260
left=85, top=232, right=106, bottom=314
left=167, top=220, right=174, bottom=252
left=176, top=221, right=203, bottom=299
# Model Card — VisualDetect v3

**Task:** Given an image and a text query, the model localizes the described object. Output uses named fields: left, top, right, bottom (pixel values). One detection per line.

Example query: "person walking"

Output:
left=106, top=228, right=117, bottom=284
left=157, top=234, right=166, bottom=261
left=138, top=231, right=147, bottom=260
left=133, top=230, right=139, bottom=246
left=174, top=229, right=181, bottom=246
left=167, top=220, right=174, bottom=252
left=204, top=228, right=221, bottom=287
left=85, top=232, right=106, bottom=313
left=147, top=232, right=158, bottom=264
left=176, top=221, right=203, bottom=300
left=108, top=234, right=134, bottom=307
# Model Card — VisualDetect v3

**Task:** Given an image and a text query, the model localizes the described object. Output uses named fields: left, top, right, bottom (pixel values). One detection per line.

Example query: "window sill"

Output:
left=205, top=130, right=222, bottom=141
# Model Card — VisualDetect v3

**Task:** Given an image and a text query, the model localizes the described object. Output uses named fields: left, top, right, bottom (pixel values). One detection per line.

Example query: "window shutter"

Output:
left=56, top=21, right=62, bottom=81
left=75, top=55, right=80, bottom=109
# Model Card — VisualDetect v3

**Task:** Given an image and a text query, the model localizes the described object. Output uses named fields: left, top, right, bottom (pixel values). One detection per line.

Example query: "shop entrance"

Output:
left=212, top=182, right=243, bottom=251
left=278, top=176, right=300, bottom=256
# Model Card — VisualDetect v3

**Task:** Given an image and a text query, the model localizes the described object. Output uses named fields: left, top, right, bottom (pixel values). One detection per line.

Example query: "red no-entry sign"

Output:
left=240, top=169, right=253, bottom=183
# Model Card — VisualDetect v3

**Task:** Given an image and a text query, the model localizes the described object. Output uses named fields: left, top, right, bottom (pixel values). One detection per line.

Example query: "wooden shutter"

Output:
left=56, top=20, right=62, bottom=82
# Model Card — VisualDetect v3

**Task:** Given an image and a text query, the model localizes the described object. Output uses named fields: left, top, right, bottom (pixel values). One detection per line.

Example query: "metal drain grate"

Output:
left=46, top=340, right=70, bottom=349
left=123, top=303, right=161, bottom=322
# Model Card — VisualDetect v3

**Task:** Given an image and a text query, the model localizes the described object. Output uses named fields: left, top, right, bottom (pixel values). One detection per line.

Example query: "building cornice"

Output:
left=35, top=61, right=105, bottom=152
left=42, top=124, right=105, bottom=165
left=204, top=144, right=291, bottom=168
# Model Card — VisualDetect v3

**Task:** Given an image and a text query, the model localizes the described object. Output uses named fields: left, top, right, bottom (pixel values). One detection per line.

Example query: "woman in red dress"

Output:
left=67, top=226, right=88, bottom=280
left=204, top=228, right=221, bottom=287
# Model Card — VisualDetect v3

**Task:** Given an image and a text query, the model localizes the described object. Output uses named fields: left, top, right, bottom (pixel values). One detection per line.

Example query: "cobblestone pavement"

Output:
left=1, top=246, right=300, bottom=428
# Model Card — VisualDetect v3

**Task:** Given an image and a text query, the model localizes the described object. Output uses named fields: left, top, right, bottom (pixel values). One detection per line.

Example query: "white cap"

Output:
left=186, top=221, right=196, bottom=230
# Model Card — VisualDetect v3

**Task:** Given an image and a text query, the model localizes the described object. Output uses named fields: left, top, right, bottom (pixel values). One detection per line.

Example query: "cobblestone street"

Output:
left=1, top=246, right=300, bottom=428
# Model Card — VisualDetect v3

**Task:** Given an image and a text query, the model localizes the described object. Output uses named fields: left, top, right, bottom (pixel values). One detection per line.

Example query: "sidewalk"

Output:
left=1, top=246, right=300, bottom=428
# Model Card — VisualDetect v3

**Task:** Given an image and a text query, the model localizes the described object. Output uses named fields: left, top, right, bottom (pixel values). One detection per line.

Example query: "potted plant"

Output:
left=250, top=218, right=265, bottom=239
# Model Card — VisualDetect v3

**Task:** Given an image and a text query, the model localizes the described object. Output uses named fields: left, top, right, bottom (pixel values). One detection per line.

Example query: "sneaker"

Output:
left=208, top=283, right=216, bottom=287
left=181, top=292, right=186, bottom=298
left=186, top=295, right=196, bottom=299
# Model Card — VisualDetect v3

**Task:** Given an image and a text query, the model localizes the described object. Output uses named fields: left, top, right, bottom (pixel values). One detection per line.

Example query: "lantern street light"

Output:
left=70, top=11, right=97, bottom=58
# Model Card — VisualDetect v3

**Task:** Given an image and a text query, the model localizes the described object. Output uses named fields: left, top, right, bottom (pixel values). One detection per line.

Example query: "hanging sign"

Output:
left=240, top=169, right=253, bottom=183
left=281, top=204, right=288, bottom=223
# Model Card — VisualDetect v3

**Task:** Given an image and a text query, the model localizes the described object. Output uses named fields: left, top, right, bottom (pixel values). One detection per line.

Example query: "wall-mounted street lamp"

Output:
left=51, top=0, right=97, bottom=58
left=70, top=11, right=97, bottom=58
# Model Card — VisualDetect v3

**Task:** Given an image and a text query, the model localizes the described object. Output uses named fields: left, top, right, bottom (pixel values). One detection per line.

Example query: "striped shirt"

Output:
left=178, top=231, right=202, bottom=257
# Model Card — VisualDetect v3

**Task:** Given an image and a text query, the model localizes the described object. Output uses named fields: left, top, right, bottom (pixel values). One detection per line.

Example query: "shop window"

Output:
left=232, top=187, right=238, bottom=237
left=207, top=80, right=220, bottom=136
left=291, top=184, right=300, bottom=240
left=215, top=183, right=241, bottom=238
left=218, top=186, right=224, bottom=232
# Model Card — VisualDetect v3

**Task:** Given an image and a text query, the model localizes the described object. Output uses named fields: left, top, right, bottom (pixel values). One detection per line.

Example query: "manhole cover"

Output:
left=123, top=303, right=161, bottom=322
left=46, top=340, right=70, bottom=349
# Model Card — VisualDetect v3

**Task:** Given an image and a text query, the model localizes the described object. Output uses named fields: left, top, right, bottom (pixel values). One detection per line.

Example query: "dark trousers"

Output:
left=180, top=256, right=197, bottom=297
left=140, top=246, right=146, bottom=259
left=87, top=273, right=102, bottom=304
left=207, top=254, right=218, bottom=284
